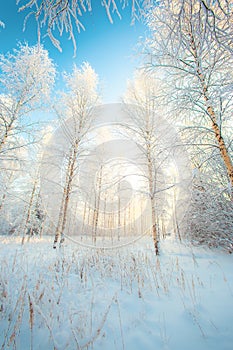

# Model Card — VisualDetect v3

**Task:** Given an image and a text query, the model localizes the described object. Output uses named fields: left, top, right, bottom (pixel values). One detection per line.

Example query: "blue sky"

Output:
left=0, top=0, right=147, bottom=103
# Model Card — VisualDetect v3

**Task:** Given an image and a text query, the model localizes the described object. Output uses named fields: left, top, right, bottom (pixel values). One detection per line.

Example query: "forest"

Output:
left=0, top=0, right=232, bottom=252
left=0, top=1, right=232, bottom=349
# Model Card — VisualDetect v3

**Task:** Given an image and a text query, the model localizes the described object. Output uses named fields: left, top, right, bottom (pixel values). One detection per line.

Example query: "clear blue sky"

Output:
left=0, top=0, right=147, bottom=103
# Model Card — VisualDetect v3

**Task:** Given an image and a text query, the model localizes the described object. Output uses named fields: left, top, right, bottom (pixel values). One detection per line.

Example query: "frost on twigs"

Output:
left=0, top=43, right=55, bottom=158
left=185, top=173, right=233, bottom=253
left=16, top=0, right=154, bottom=55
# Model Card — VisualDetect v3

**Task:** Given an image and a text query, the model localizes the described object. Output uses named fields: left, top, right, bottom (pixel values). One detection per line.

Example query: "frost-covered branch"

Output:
left=0, top=43, right=55, bottom=155
left=145, top=0, right=233, bottom=189
left=17, top=0, right=154, bottom=55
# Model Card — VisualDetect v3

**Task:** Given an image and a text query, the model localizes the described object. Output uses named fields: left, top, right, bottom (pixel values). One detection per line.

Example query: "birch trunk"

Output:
left=93, top=165, right=102, bottom=244
left=53, top=142, right=78, bottom=248
left=117, top=180, right=121, bottom=241
left=189, top=26, right=233, bottom=193
left=22, top=177, right=38, bottom=244
left=147, top=142, right=159, bottom=255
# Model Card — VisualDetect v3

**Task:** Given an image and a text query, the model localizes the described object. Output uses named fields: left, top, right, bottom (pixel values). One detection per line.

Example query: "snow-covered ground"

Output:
left=0, top=235, right=232, bottom=350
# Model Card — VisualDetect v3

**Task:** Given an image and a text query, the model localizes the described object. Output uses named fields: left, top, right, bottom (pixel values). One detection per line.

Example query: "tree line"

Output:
left=0, top=0, right=232, bottom=253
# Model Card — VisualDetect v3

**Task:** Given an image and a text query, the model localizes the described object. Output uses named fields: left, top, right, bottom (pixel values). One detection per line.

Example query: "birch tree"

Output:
left=0, top=141, right=36, bottom=236
left=145, top=0, right=233, bottom=194
left=0, top=43, right=56, bottom=155
left=53, top=62, right=100, bottom=248
left=21, top=161, right=46, bottom=243
left=0, top=43, right=55, bottom=240
left=123, top=70, right=173, bottom=255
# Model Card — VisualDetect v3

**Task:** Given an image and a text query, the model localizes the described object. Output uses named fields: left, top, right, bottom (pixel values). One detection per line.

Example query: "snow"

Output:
left=0, top=236, right=233, bottom=350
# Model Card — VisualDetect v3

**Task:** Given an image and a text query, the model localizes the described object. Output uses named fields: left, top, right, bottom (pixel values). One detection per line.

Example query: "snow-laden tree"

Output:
left=0, top=43, right=55, bottom=237
left=0, top=138, right=34, bottom=236
left=145, top=0, right=233, bottom=194
left=123, top=69, right=180, bottom=254
left=123, top=70, right=160, bottom=253
left=53, top=62, right=101, bottom=248
left=0, top=154, right=22, bottom=235
left=16, top=0, right=153, bottom=54
left=185, top=169, right=233, bottom=252
left=0, top=43, right=56, bottom=155
left=0, top=121, right=62, bottom=240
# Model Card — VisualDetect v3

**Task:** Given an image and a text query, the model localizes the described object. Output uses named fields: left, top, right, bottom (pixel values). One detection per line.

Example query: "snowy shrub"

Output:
left=185, top=176, right=233, bottom=252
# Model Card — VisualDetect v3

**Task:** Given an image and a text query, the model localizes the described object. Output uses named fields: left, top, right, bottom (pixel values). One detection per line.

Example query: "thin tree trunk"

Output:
left=39, top=215, right=46, bottom=238
left=151, top=198, right=159, bottom=255
left=206, top=104, right=233, bottom=190
left=22, top=178, right=38, bottom=245
left=189, top=28, right=233, bottom=193
left=0, top=118, right=15, bottom=152
left=92, top=191, right=97, bottom=242
left=93, top=165, right=103, bottom=244
left=0, top=171, right=13, bottom=213
left=53, top=154, right=72, bottom=248
left=128, top=201, right=131, bottom=234
left=173, top=189, right=182, bottom=242
left=117, top=180, right=121, bottom=241
left=103, top=193, right=107, bottom=238
left=147, top=143, right=159, bottom=255
left=81, top=196, right=87, bottom=236
left=53, top=142, right=78, bottom=248
left=59, top=144, right=78, bottom=246
left=0, top=192, right=7, bottom=212
left=0, top=102, right=21, bottom=153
